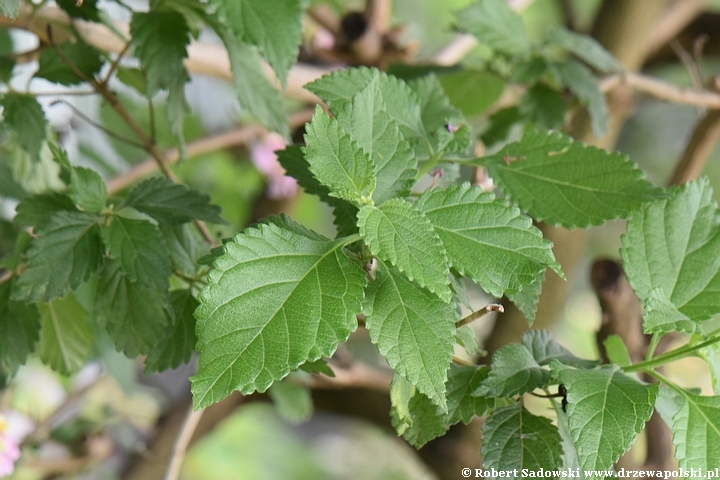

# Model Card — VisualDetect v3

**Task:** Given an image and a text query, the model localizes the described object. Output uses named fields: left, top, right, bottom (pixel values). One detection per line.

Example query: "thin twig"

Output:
left=51, top=99, right=145, bottom=149
left=599, top=72, right=720, bottom=109
left=163, top=406, right=205, bottom=480
left=102, top=39, right=132, bottom=85
left=643, top=0, right=709, bottom=59
left=46, top=25, right=94, bottom=85
left=668, top=109, right=720, bottom=185
left=455, top=304, right=504, bottom=329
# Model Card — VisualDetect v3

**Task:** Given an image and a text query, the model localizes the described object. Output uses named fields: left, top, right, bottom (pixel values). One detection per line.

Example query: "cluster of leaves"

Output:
left=1, top=0, right=719, bottom=475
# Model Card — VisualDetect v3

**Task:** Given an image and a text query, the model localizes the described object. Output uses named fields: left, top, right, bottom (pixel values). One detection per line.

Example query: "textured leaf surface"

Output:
left=0, top=278, right=39, bottom=371
left=363, top=262, right=455, bottom=410
left=622, top=178, right=720, bottom=324
left=101, top=215, right=171, bottom=291
left=37, top=294, right=92, bottom=375
left=481, top=403, right=563, bottom=472
left=408, top=74, right=462, bottom=136
left=392, top=390, right=449, bottom=448
left=268, top=378, right=314, bottom=424
left=94, top=262, right=172, bottom=357
left=13, top=194, right=77, bottom=228
left=192, top=223, right=366, bottom=408
left=305, top=67, right=424, bottom=139
left=358, top=199, right=451, bottom=301
left=481, top=130, right=661, bottom=227
left=303, top=107, right=376, bottom=204
left=547, top=27, right=622, bottom=73
left=337, top=77, right=417, bottom=203
left=122, top=177, right=225, bottom=225
left=552, top=363, right=659, bottom=477
left=416, top=183, right=559, bottom=297
left=455, top=0, right=531, bottom=56
left=161, top=225, right=205, bottom=276
left=35, top=41, right=104, bottom=85
left=144, top=289, right=198, bottom=373
left=474, top=343, right=549, bottom=397
left=522, top=329, right=598, bottom=368
left=13, top=211, right=102, bottom=303
left=212, top=0, right=302, bottom=86
left=671, top=390, right=720, bottom=470
left=0, top=0, right=19, bottom=18
left=456, top=325, right=485, bottom=357
left=551, top=60, right=608, bottom=137
left=68, top=167, right=107, bottom=213
left=642, top=288, right=697, bottom=334
left=0, top=93, right=47, bottom=162
left=506, top=270, right=543, bottom=324
left=446, top=364, right=492, bottom=424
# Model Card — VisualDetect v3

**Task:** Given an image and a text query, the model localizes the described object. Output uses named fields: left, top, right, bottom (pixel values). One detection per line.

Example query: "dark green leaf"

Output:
left=56, top=0, right=101, bottom=21
left=35, top=41, right=104, bottom=85
left=13, top=211, right=102, bottom=303
left=480, top=129, right=663, bottom=228
left=68, top=167, right=107, bottom=212
left=0, top=278, right=40, bottom=371
left=259, top=213, right=328, bottom=242
left=192, top=223, right=366, bottom=408
left=161, top=224, right=205, bottom=276
left=1, top=93, right=48, bottom=163
left=122, top=176, right=226, bottom=225
left=550, top=60, right=608, bottom=137
left=481, top=106, right=521, bottom=147
left=0, top=28, right=15, bottom=82
left=13, top=194, right=77, bottom=228
left=481, top=403, right=563, bottom=472
left=522, top=329, right=598, bottom=368
left=547, top=27, right=622, bottom=73
left=520, top=83, right=565, bottom=130
left=37, top=293, right=93, bottom=375
left=100, top=214, right=171, bottom=291
left=144, top=289, right=198, bottom=372
left=455, top=0, right=531, bottom=56
left=438, top=70, right=505, bottom=117
left=446, top=364, right=492, bottom=424
left=474, top=343, right=549, bottom=397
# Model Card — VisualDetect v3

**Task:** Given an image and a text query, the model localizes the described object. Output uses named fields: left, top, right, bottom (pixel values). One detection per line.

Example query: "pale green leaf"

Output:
left=480, top=129, right=662, bottom=228
left=456, top=325, right=485, bottom=357
left=506, top=270, right=543, bottom=324
left=698, top=342, right=720, bottom=395
left=363, top=262, right=454, bottom=410
left=438, top=70, right=505, bottom=117
left=670, top=390, right=720, bottom=470
left=481, top=403, right=563, bottom=472
left=192, top=223, right=366, bottom=408
left=37, top=293, right=93, bottom=375
left=455, top=0, right=531, bottom=56
left=551, top=362, right=659, bottom=477
left=392, top=390, right=449, bottom=448
left=547, top=27, right=622, bottom=73
left=603, top=334, right=632, bottom=367
left=93, top=261, right=172, bottom=357
left=0, top=278, right=40, bottom=371
left=622, top=178, right=720, bottom=323
left=337, top=77, right=417, bottom=203
left=358, top=199, right=451, bottom=302
left=161, top=224, right=205, bottom=277
left=643, top=288, right=697, bottom=334
left=144, top=289, right=198, bottom=373
left=13, top=211, right=102, bottom=303
left=211, top=0, right=302, bottom=86
left=416, top=183, right=560, bottom=297
left=268, top=378, right=314, bottom=424
left=0, top=0, right=19, bottom=18
left=522, top=329, right=598, bottom=369
left=408, top=73, right=462, bottom=136
left=100, top=215, right=171, bottom=291
left=1, top=93, right=48, bottom=163
left=68, top=167, right=107, bottom=213
left=35, top=41, right=104, bottom=85
left=122, top=176, right=226, bottom=225
left=390, top=374, right=415, bottom=433
left=474, top=343, right=549, bottom=397
left=303, top=107, right=376, bottom=204
left=305, top=67, right=424, bottom=139
left=298, top=358, right=334, bottom=377
left=550, top=60, right=608, bottom=137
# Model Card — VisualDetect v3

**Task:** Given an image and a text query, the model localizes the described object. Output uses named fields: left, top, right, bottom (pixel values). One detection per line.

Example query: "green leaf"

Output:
left=481, top=403, right=563, bottom=472
left=56, top=0, right=101, bottom=21
left=456, top=325, right=485, bottom=357
left=670, top=390, right=720, bottom=470
left=13, top=194, right=77, bottom=228
left=455, top=0, right=531, bottom=57
left=192, top=223, right=366, bottom=408
left=358, top=199, right=451, bottom=302
left=416, top=183, right=560, bottom=298
left=0, top=0, right=18, bottom=18
left=144, top=289, right=198, bottom=373
left=408, top=73, right=462, bottom=136
left=546, top=27, right=623, bottom=73
left=480, top=129, right=662, bottom=228
left=122, top=176, right=226, bottom=225
left=337, top=77, right=417, bottom=204
left=446, top=364, right=492, bottom=424
left=268, top=378, right=314, bottom=424
left=161, top=224, right=205, bottom=276
left=642, top=288, right=697, bottom=334
left=550, top=60, right=608, bottom=137
left=551, top=362, right=659, bottom=476
left=603, top=334, right=632, bottom=367
left=35, top=41, right=104, bottom=85
left=37, top=293, right=93, bottom=375
left=0, top=278, right=40, bottom=371
left=214, top=27, right=288, bottom=137
left=100, top=214, right=171, bottom=291
left=303, top=107, right=376, bottom=204
left=260, top=213, right=328, bottom=242
left=0, top=93, right=48, bottom=163
left=390, top=373, right=415, bottom=432
left=437, top=70, right=505, bottom=117
left=474, top=343, right=549, bottom=397
left=298, top=358, right=334, bottom=377
left=363, top=262, right=454, bottom=410
left=13, top=211, right=102, bottom=303
left=622, top=178, right=720, bottom=323
left=522, top=329, right=598, bottom=369
left=93, top=261, right=172, bottom=357
left=68, top=167, right=107, bottom=213
left=115, top=67, right=147, bottom=95
left=305, top=67, right=424, bottom=139
left=210, top=0, right=302, bottom=86
left=506, top=270, right=543, bottom=324
left=481, top=106, right=521, bottom=147
left=392, top=390, right=449, bottom=448
left=520, top=83, right=565, bottom=130
left=699, top=342, right=720, bottom=395
left=277, top=145, right=329, bottom=199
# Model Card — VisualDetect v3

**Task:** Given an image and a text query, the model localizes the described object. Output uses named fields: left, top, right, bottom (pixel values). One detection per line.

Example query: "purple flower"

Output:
left=250, top=133, right=298, bottom=200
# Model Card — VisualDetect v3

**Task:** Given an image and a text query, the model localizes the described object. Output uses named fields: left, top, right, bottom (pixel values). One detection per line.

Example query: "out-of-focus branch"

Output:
left=644, top=0, right=709, bottom=58
left=669, top=108, right=720, bottom=185
left=599, top=72, right=720, bottom=109
left=163, top=407, right=204, bottom=480
left=309, top=361, right=393, bottom=393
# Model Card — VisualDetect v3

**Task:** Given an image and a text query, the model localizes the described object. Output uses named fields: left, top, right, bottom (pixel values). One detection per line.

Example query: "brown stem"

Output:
left=668, top=108, right=720, bottom=185
left=455, top=304, right=504, bottom=329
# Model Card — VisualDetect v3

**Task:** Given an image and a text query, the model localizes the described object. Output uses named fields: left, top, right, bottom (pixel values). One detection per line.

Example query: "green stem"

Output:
left=645, top=369, right=686, bottom=396
left=340, top=233, right=363, bottom=246
left=645, top=332, right=661, bottom=362
left=624, top=333, right=720, bottom=373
